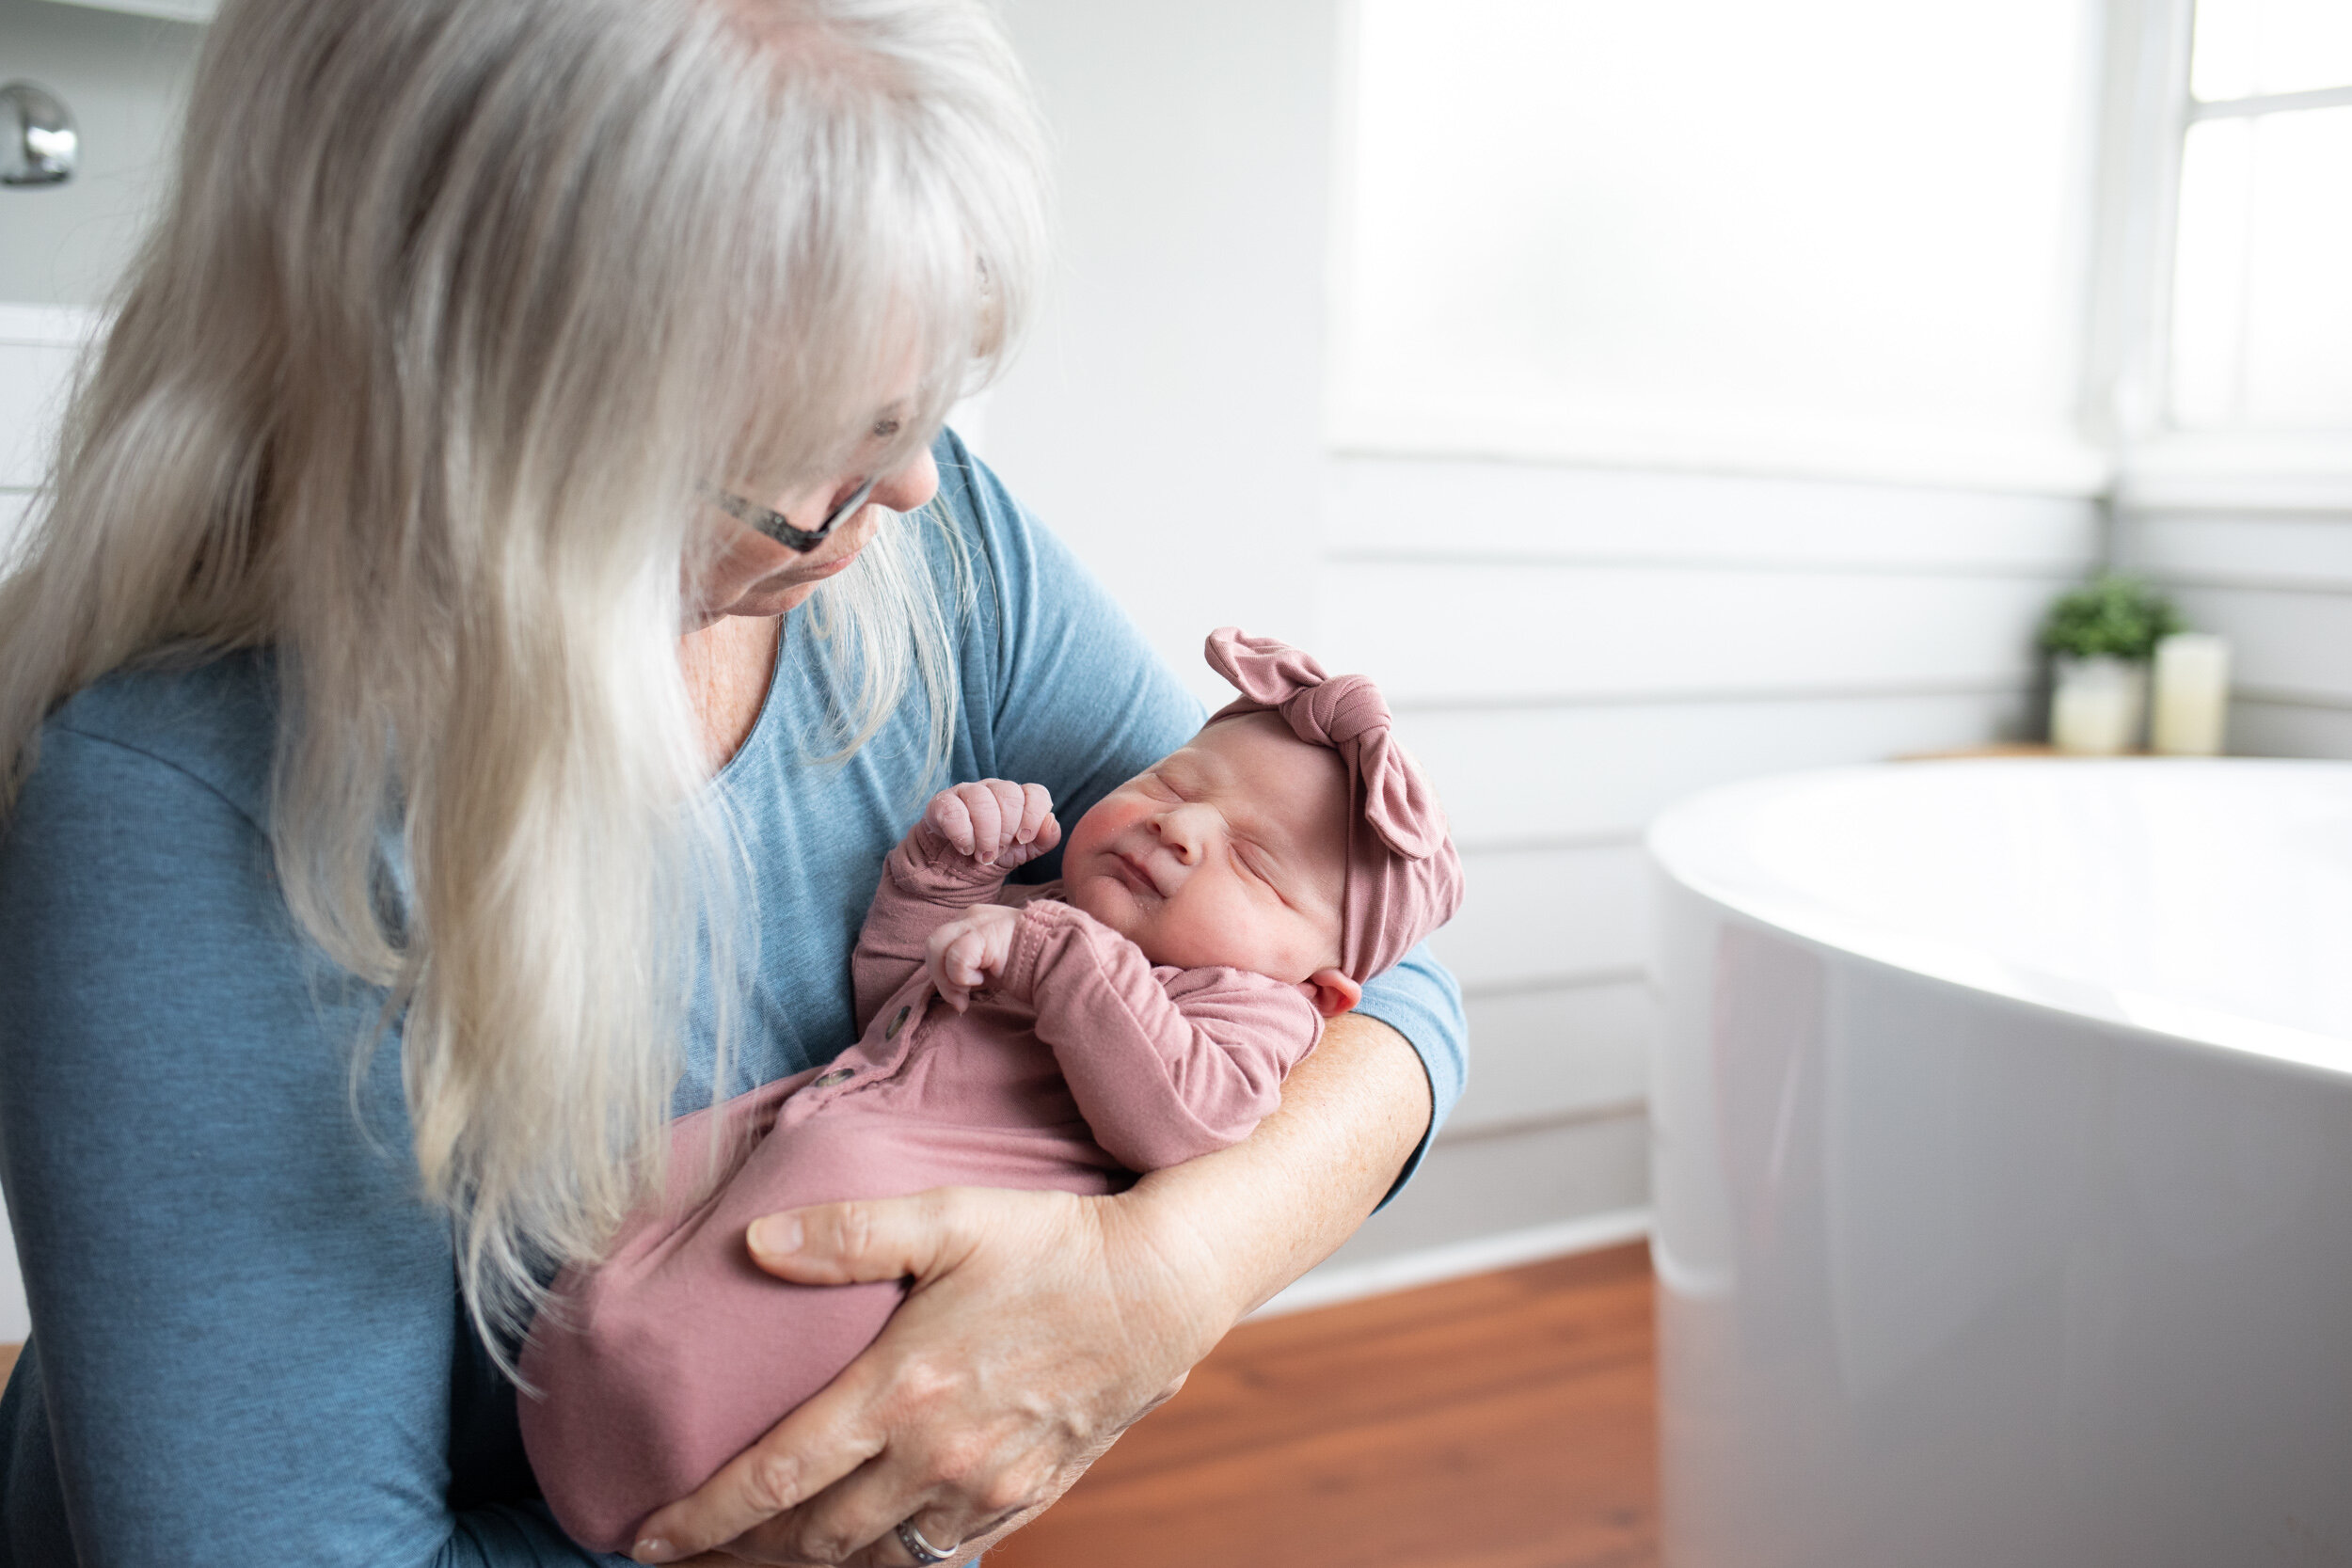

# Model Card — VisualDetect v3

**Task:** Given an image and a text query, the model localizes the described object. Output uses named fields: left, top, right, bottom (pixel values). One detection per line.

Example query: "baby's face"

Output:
left=1062, top=714, right=1350, bottom=985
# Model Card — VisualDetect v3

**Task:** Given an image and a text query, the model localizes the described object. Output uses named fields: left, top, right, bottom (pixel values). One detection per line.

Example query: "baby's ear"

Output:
left=1305, top=968, right=1362, bottom=1020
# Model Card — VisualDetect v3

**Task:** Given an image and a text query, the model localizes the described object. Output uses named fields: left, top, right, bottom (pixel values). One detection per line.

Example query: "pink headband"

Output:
left=1202, top=627, right=1464, bottom=984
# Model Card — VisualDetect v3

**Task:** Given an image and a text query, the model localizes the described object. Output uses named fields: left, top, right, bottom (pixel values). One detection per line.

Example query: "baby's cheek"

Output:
left=1068, top=795, right=1140, bottom=853
left=1065, top=868, right=1144, bottom=939
left=1156, top=884, right=1269, bottom=970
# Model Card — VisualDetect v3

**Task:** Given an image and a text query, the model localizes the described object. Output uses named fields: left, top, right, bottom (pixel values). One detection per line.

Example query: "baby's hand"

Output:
left=925, top=905, right=1022, bottom=1011
left=923, top=780, right=1060, bottom=869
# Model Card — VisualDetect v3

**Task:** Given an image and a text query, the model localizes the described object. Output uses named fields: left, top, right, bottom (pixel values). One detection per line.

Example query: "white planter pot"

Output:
left=2050, top=654, right=2147, bottom=754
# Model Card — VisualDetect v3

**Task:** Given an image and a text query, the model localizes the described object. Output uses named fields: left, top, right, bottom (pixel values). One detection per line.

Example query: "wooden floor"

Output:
left=992, top=1243, right=1657, bottom=1568
left=0, top=1247, right=1654, bottom=1567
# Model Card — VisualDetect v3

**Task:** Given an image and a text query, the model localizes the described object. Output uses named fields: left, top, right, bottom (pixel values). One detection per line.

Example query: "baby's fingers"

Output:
left=1017, top=783, right=1056, bottom=846
left=946, top=930, right=991, bottom=985
left=960, top=784, right=1011, bottom=863
left=973, top=780, right=1032, bottom=859
left=923, top=925, right=977, bottom=1010
left=925, top=790, right=977, bottom=855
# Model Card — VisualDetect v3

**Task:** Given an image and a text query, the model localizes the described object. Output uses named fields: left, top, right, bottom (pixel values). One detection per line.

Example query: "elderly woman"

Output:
left=0, top=1, right=1465, bottom=1564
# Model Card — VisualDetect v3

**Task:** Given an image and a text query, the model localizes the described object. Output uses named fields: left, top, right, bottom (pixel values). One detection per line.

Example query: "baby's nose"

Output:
left=1153, top=807, right=1207, bottom=864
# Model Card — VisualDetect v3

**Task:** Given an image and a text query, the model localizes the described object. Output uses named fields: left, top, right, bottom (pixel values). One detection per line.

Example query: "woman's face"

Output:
left=690, top=424, right=940, bottom=626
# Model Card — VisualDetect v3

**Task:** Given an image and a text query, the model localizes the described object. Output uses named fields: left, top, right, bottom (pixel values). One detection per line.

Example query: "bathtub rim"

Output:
left=1645, top=756, right=2352, bottom=1079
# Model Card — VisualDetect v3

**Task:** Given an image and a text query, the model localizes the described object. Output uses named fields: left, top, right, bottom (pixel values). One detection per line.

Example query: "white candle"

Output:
left=2152, top=633, right=2231, bottom=756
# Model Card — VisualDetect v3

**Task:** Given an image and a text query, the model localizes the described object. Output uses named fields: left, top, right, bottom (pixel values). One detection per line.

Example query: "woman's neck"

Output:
left=678, top=613, right=783, bottom=770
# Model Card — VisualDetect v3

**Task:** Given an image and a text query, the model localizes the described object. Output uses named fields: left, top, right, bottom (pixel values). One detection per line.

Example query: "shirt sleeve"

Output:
left=0, top=727, right=626, bottom=1568
left=849, top=822, right=1014, bottom=1031
left=929, top=431, right=1470, bottom=1192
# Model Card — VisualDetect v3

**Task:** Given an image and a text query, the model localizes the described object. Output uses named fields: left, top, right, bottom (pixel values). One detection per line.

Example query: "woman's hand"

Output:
left=628, top=1183, right=1229, bottom=1566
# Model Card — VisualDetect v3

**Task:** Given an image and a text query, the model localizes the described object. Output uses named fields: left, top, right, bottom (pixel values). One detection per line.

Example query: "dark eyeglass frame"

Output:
left=707, top=475, right=881, bottom=553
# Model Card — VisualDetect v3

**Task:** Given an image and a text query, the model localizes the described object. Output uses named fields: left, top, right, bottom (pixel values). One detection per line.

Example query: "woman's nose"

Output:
left=869, top=445, right=940, bottom=515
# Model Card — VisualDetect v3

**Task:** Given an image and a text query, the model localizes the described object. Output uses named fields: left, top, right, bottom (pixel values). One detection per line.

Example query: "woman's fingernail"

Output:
left=631, top=1539, right=674, bottom=1564
left=750, top=1215, right=803, bottom=1257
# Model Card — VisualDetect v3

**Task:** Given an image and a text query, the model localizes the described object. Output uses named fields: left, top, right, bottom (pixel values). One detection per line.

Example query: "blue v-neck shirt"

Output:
left=0, top=435, right=1465, bottom=1565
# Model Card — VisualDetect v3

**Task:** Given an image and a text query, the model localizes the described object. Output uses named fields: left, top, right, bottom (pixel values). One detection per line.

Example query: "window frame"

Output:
left=2103, top=0, right=2352, bottom=511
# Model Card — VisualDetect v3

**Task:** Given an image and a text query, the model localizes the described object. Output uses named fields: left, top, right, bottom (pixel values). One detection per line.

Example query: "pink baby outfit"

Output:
left=516, top=628, right=1463, bottom=1553
left=517, top=825, right=1326, bottom=1551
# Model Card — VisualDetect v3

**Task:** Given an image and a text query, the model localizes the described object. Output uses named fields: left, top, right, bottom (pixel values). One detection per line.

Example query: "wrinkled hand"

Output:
left=626, top=1184, right=1234, bottom=1566
left=924, top=906, right=1022, bottom=1012
left=924, top=781, right=1059, bottom=870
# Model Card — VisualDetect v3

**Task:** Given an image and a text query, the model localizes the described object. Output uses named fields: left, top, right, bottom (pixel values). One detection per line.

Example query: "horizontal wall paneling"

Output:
left=1398, top=689, right=2036, bottom=851
left=2166, top=585, right=2352, bottom=706
left=1434, top=844, right=1651, bottom=995
left=1321, top=1114, right=1650, bottom=1271
left=1324, top=564, right=2072, bottom=707
left=2119, top=507, right=2352, bottom=753
left=2230, top=698, right=2352, bottom=756
left=1340, top=453, right=2102, bottom=1268
left=0, top=492, right=30, bottom=571
left=2119, top=513, right=2352, bottom=592
left=0, top=340, right=81, bottom=490
left=1449, top=981, right=1654, bottom=1139
left=1327, top=456, right=2101, bottom=572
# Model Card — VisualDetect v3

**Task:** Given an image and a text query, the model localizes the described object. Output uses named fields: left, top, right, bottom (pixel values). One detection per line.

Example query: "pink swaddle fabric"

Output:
left=518, top=840, right=1325, bottom=1552
left=1201, top=626, right=1465, bottom=982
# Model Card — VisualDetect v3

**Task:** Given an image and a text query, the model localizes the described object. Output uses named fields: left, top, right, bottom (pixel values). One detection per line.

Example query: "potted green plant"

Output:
left=2039, top=575, right=2185, bottom=754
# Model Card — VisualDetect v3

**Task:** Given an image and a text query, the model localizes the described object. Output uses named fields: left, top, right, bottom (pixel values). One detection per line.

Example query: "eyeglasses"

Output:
left=707, top=475, right=881, bottom=553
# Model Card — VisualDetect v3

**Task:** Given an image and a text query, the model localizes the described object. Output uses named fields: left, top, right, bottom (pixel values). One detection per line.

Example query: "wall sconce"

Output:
left=2, top=82, right=79, bottom=188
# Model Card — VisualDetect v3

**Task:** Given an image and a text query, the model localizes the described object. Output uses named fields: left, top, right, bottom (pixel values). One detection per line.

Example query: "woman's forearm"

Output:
left=1121, top=1010, right=1433, bottom=1324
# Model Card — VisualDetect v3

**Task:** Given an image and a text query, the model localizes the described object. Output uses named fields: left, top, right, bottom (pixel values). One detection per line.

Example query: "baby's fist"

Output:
left=923, top=780, right=1060, bottom=869
left=925, top=905, right=1022, bottom=1011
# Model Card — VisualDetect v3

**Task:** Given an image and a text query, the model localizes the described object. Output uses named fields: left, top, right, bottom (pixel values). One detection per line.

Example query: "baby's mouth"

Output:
left=1108, top=848, right=1161, bottom=896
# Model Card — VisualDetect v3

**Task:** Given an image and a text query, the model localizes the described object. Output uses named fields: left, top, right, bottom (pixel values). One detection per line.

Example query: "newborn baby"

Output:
left=518, top=628, right=1465, bottom=1552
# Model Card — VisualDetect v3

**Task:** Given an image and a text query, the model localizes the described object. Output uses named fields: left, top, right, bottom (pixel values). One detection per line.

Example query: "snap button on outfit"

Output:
left=884, top=1004, right=912, bottom=1039
left=812, top=1068, right=854, bottom=1088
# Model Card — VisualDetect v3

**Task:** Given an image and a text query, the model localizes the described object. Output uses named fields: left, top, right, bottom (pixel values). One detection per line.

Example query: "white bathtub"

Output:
left=1647, top=759, right=2352, bottom=1568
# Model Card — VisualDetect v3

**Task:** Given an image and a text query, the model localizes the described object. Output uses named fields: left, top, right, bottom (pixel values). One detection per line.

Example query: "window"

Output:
left=2167, top=0, right=2352, bottom=429
left=1331, top=0, right=2352, bottom=501
left=1328, top=0, right=2107, bottom=493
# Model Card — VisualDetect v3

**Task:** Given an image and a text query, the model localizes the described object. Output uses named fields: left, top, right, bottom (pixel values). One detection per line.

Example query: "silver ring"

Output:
left=895, top=1519, right=960, bottom=1565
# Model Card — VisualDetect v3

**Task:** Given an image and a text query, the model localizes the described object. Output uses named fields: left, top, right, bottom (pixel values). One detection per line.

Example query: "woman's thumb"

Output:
left=745, top=1189, right=966, bottom=1284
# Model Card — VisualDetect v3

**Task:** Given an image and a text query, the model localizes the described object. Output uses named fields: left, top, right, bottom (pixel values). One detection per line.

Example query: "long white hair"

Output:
left=0, top=0, right=1047, bottom=1354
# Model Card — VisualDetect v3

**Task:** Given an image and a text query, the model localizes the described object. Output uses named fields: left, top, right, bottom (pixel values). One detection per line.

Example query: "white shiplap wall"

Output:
left=2117, top=505, right=2352, bottom=760
left=0, top=307, right=96, bottom=578
left=1306, top=455, right=2099, bottom=1271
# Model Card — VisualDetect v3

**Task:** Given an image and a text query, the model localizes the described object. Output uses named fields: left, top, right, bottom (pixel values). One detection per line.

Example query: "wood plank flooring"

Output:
left=991, top=1243, right=1657, bottom=1568
left=0, top=1244, right=1655, bottom=1567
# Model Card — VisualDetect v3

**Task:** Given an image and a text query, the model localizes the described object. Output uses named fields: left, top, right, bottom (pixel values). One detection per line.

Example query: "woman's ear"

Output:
left=1305, top=968, right=1362, bottom=1020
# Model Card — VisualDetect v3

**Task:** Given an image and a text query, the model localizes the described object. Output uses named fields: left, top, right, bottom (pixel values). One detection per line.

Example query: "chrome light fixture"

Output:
left=1, top=82, right=78, bottom=187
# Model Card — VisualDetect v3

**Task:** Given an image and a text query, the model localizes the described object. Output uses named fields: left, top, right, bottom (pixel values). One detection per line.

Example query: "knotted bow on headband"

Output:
left=1203, top=627, right=1465, bottom=984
